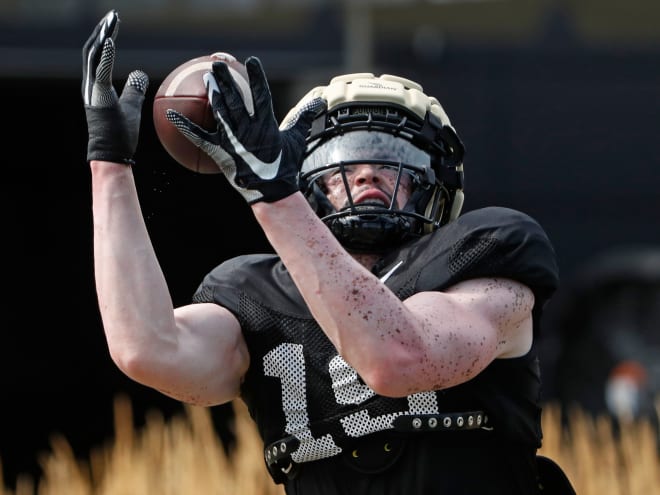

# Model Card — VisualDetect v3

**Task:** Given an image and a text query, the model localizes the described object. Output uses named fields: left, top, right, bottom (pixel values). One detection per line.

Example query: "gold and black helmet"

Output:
left=281, top=73, right=465, bottom=253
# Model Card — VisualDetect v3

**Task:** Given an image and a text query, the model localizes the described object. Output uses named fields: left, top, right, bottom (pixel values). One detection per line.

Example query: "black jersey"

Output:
left=192, top=206, right=559, bottom=494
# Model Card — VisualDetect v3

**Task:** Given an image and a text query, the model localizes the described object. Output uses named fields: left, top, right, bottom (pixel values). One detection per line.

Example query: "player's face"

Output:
left=321, top=164, right=413, bottom=211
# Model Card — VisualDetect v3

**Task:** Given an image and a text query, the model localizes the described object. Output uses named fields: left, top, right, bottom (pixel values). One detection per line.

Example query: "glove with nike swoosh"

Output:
left=167, top=56, right=326, bottom=204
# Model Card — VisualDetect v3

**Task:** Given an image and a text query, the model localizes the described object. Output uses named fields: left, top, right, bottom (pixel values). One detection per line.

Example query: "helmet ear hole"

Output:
left=423, top=187, right=443, bottom=234
left=449, top=190, right=464, bottom=221
left=424, top=184, right=452, bottom=234
left=421, top=185, right=463, bottom=234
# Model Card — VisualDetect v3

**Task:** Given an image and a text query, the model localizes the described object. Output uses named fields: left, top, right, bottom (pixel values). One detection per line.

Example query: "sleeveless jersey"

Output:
left=192, top=206, right=559, bottom=493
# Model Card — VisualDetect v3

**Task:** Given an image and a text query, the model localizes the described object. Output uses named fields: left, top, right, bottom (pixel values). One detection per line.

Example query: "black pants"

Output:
left=283, top=433, right=544, bottom=495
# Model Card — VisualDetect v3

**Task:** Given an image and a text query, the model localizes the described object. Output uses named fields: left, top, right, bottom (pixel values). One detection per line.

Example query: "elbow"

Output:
left=354, top=341, right=450, bottom=397
left=363, top=372, right=411, bottom=398
left=107, top=343, right=154, bottom=384
left=357, top=356, right=419, bottom=398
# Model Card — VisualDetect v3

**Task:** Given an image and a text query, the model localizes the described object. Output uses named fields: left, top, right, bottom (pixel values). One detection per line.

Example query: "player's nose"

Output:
left=353, top=164, right=381, bottom=185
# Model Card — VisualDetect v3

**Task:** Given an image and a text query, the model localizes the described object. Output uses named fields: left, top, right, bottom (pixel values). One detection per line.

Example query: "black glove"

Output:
left=82, top=10, right=149, bottom=165
left=166, top=56, right=326, bottom=204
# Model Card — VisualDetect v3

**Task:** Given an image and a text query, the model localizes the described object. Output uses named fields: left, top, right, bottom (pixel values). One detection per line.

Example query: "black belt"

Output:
left=264, top=436, right=300, bottom=484
left=391, top=410, right=490, bottom=432
left=264, top=410, right=490, bottom=482
left=265, top=436, right=300, bottom=470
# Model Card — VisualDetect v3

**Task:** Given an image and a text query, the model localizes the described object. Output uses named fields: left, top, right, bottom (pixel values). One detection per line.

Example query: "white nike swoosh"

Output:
left=217, top=113, right=282, bottom=179
left=205, top=73, right=281, bottom=180
left=379, top=260, right=403, bottom=283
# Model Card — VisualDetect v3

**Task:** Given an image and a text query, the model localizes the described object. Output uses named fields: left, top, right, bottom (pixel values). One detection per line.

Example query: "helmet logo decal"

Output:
left=356, top=81, right=398, bottom=92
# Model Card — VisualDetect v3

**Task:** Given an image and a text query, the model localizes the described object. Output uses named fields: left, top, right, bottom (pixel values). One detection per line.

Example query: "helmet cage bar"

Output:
left=336, top=160, right=404, bottom=213
left=300, top=159, right=433, bottom=194
left=300, top=158, right=439, bottom=228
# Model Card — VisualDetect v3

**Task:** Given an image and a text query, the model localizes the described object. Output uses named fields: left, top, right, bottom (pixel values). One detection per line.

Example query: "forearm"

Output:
left=91, top=161, right=177, bottom=371
left=251, top=193, right=425, bottom=394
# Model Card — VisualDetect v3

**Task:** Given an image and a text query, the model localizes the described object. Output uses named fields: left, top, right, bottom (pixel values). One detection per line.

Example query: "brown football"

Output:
left=153, top=52, right=251, bottom=174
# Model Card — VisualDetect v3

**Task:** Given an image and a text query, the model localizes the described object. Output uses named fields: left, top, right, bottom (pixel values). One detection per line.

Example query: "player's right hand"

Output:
left=167, top=57, right=326, bottom=204
left=82, top=10, right=149, bottom=165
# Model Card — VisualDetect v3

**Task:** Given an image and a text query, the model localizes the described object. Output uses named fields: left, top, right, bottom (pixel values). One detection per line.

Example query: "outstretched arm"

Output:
left=83, top=11, right=248, bottom=406
left=251, top=194, right=534, bottom=398
left=91, top=162, right=248, bottom=406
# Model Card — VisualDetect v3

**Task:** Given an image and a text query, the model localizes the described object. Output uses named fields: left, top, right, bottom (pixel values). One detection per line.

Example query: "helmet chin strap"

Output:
left=326, top=212, right=418, bottom=254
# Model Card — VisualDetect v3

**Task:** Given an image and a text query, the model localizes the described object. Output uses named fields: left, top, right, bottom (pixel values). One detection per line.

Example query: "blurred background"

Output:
left=1, top=0, right=659, bottom=488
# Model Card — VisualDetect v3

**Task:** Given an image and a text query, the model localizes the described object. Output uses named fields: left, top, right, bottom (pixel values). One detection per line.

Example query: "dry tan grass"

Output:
left=538, top=401, right=660, bottom=495
left=2, top=396, right=658, bottom=494
left=1, top=396, right=284, bottom=495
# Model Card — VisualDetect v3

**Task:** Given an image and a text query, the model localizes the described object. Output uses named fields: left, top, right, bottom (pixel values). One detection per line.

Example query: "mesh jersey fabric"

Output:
left=192, top=206, right=560, bottom=493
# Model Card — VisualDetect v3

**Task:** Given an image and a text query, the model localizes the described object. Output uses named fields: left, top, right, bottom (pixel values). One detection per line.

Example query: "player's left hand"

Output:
left=82, top=10, right=149, bottom=165
left=167, top=56, right=326, bottom=204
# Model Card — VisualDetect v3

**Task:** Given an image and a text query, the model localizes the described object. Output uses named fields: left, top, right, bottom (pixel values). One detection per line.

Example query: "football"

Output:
left=153, top=52, right=251, bottom=174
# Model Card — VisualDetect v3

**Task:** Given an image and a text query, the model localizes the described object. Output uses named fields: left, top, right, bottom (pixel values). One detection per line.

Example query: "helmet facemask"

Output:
left=300, top=130, right=446, bottom=253
left=282, top=74, right=465, bottom=253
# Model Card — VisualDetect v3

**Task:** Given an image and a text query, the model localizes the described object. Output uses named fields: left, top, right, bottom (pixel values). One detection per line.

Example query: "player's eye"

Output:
left=322, top=168, right=345, bottom=187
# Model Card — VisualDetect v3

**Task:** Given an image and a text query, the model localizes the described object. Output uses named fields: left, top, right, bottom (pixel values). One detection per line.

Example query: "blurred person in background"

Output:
left=540, top=245, right=660, bottom=432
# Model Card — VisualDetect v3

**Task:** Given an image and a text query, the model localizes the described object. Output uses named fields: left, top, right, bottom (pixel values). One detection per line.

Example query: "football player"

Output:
left=83, top=10, right=573, bottom=494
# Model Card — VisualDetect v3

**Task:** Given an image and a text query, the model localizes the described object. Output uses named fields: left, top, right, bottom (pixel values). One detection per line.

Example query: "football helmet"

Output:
left=280, top=73, right=465, bottom=253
